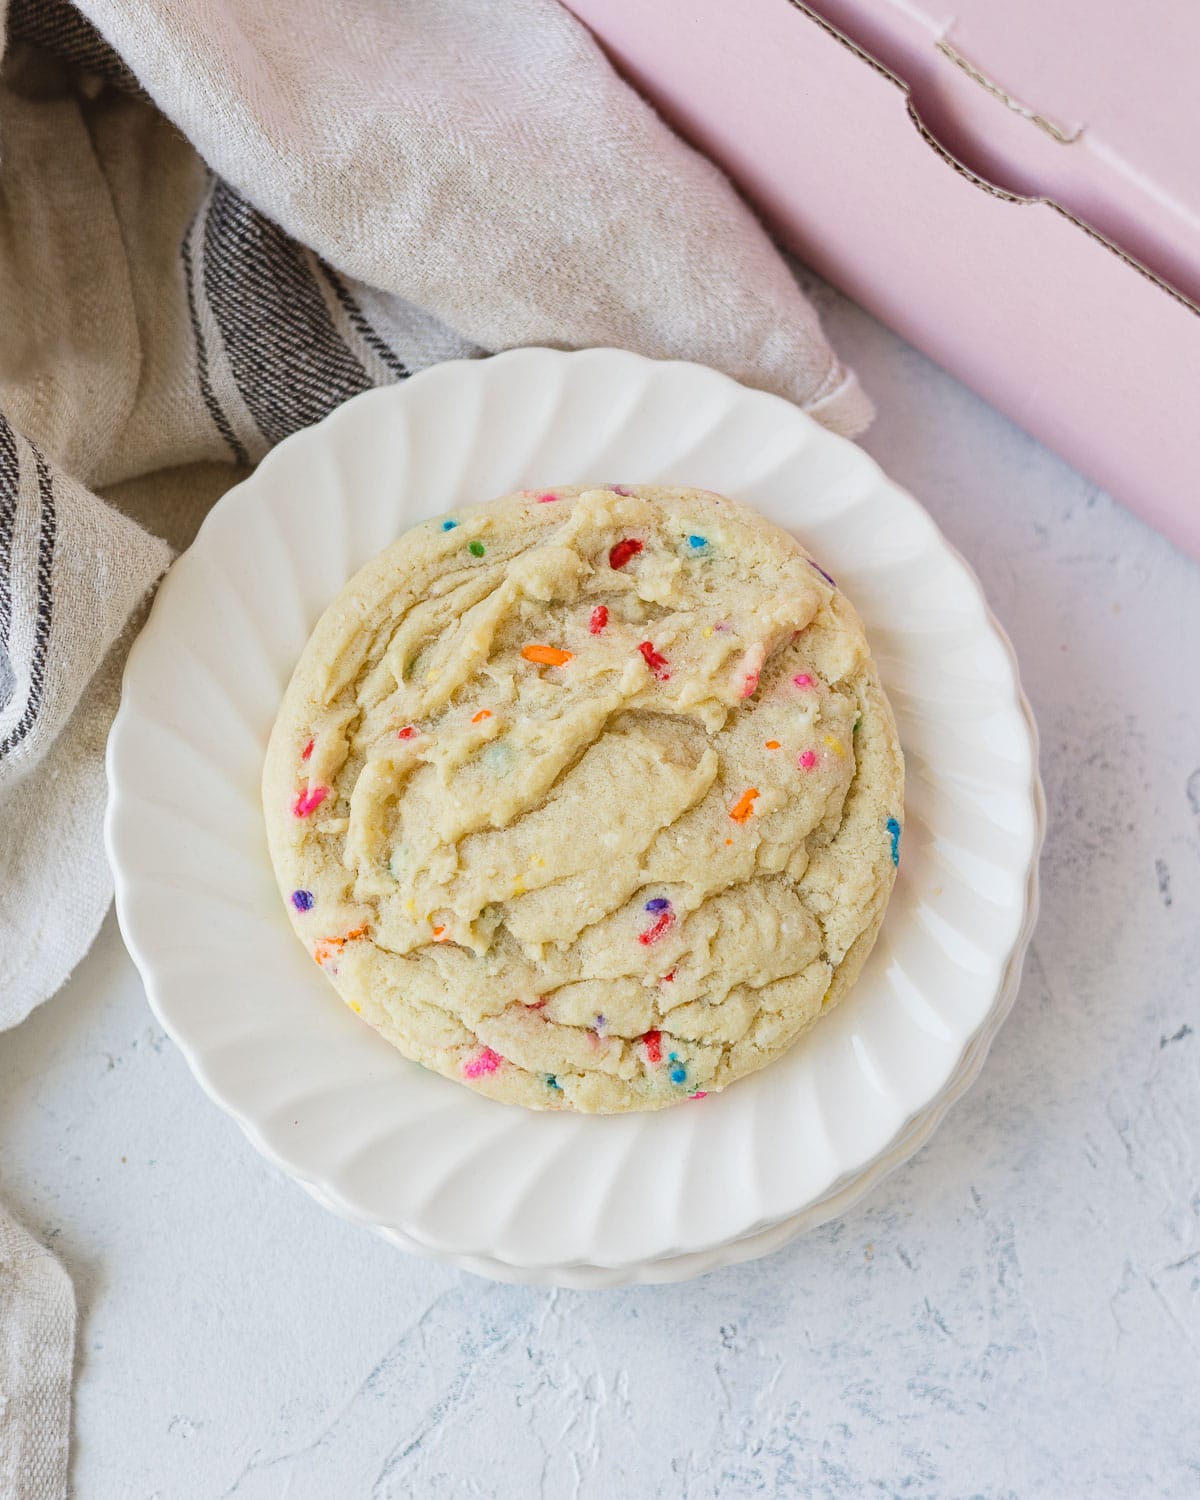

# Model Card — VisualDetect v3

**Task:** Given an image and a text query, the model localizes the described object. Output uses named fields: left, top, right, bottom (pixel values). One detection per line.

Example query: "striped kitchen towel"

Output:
left=0, top=0, right=871, bottom=1033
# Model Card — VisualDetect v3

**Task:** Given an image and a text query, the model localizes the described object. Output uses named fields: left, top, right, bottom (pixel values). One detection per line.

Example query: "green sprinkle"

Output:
left=484, top=741, right=515, bottom=777
left=853, top=716, right=862, bottom=734
left=468, top=539, right=485, bottom=557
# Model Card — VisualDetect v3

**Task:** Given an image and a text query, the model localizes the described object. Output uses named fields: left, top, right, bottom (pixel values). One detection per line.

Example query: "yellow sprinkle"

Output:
left=532, top=856, right=545, bottom=868
left=405, top=898, right=416, bottom=913
left=824, top=735, right=846, bottom=758
left=511, top=880, right=526, bottom=896
left=703, top=626, right=714, bottom=638
left=349, top=1001, right=362, bottom=1014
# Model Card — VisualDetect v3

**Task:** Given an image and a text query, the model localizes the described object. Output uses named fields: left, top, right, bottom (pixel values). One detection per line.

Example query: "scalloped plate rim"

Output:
left=106, top=346, right=1043, bottom=1283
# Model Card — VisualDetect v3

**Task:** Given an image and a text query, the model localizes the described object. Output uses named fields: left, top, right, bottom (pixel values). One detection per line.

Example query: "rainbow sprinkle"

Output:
left=609, top=538, right=643, bottom=569
left=463, top=1047, right=502, bottom=1079
left=639, top=901, right=675, bottom=945
left=291, top=785, right=328, bottom=818
left=291, top=889, right=314, bottom=911
left=589, top=604, right=609, bottom=635
left=521, top=643, right=573, bottom=666
left=636, top=640, right=670, bottom=680
left=886, top=816, right=901, bottom=866
left=728, top=787, right=759, bottom=823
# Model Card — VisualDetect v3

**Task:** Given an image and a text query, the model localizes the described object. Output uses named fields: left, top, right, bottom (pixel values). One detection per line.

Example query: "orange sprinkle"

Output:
left=521, top=644, right=573, bottom=666
left=764, top=740, right=781, bottom=750
left=431, top=925, right=448, bottom=941
left=313, top=924, right=368, bottom=966
left=471, top=709, right=492, bottom=723
left=725, top=838, right=733, bottom=845
left=729, top=787, right=759, bottom=824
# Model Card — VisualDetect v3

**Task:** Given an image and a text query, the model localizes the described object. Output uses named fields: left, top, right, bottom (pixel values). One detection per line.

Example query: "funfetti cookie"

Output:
left=263, top=485, right=904, bottom=1112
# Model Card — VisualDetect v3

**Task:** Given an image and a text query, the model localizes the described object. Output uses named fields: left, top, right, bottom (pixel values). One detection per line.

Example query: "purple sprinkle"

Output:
left=808, top=557, right=837, bottom=588
left=594, top=1013, right=607, bottom=1032
left=644, top=897, right=670, bottom=912
left=291, top=889, right=314, bottom=911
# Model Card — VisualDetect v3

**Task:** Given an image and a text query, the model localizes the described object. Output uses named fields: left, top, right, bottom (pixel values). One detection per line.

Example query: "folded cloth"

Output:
left=0, top=1205, right=75, bottom=1499
left=0, top=0, right=869, bottom=1026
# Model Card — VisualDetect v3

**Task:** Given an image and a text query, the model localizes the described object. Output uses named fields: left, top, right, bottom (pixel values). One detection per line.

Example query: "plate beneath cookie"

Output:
left=106, top=348, right=1042, bottom=1285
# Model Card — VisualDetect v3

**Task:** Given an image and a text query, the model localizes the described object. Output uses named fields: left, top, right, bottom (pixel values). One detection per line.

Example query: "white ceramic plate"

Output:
left=106, top=348, right=1042, bottom=1286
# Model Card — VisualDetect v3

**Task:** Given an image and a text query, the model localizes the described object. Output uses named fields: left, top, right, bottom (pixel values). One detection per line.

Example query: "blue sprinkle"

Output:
left=546, top=1074, right=562, bottom=1091
left=644, top=897, right=670, bottom=912
left=668, top=1051, right=678, bottom=1062
left=670, top=1065, right=687, bottom=1084
left=886, top=816, right=901, bottom=867
left=441, top=519, right=459, bottom=531
left=687, top=534, right=708, bottom=550
left=291, top=889, right=314, bottom=911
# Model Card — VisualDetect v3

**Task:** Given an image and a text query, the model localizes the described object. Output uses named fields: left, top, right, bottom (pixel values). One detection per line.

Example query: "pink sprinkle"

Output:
left=689, top=1091, right=708, bottom=1100
left=589, top=604, right=609, bottom=635
left=463, top=1047, right=502, bottom=1079
left=397, top=725, right=417, bottom=740
left=733, top=643, right=765, bottom=700
left=793, top=673, right=814, bottom=689
left=610, top=485, right=635, bottom=496
left=799, top=749, right=818, bottom=769
left=300, top=737, right=314, bottom=761
left=291, top=785, right=329, bottom=817
left=536, top=491, right=560, bottom=503
left=524, top=996, right=549, bottom=1009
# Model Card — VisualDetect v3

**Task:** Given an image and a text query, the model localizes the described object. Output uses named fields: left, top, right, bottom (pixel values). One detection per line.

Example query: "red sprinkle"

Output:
left=589, top=604, right=609, bottom=635
left=639, top=908, right=675, bottom=946
left=609, top=538, right=643, bottom=570
left=637, top=641, right=670, bottom=680
left=642, top=1029, right=663, bottom=1065
left=662, top=970, right=676, bottom=984
left=397, top=725, right=417, bottom=740
left=300, top=738, right=314, bottom=761
left=524, top=996, right=549, bottom=1009
left=291, top=785, right=328, bottom=818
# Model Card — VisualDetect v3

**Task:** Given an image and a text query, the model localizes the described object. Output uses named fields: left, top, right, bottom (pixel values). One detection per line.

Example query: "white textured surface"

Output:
left=3, top=276, right=1199, bottom=1495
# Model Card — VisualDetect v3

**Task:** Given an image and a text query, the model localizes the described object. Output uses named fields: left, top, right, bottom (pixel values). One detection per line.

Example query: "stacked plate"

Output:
left=106, top=349, right=1042, bottom=1286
